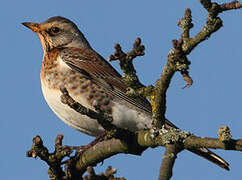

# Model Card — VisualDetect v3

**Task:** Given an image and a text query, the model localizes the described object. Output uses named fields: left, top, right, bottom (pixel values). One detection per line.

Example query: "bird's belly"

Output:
left=111, top=101, right=152, bottom=131
left=41, top=81, right=152, bottom=137
left=41, top=82, right=104, bottom=136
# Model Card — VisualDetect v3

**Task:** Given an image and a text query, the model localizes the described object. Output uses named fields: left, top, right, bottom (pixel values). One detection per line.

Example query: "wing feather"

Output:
left=59, top=47, right=152, bottom=114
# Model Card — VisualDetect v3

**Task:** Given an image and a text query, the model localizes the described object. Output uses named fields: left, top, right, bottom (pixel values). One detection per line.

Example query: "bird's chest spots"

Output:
left=41, top=65, right=113, bottom=114
left=41, top=50, right=82, bottom=90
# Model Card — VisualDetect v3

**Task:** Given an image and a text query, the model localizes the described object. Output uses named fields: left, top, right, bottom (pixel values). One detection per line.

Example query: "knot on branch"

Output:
left=206, top=17, right=223, bottom=34
left=171, top=40, right=191, bottom=72
left=126, top=85, right=154, bottom=99
left=169, top=41, right=193, bottom=88
left=158, top=127, right=192, bottom=145
left=218, top=126, right=232, bottom=142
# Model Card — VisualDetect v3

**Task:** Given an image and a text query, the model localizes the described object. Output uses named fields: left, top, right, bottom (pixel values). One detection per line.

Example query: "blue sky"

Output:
left=2, top=1, right=242, bottom=179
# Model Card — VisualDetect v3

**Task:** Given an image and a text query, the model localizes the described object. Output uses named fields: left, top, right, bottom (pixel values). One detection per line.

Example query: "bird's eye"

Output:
left=50, top=27, right=60, bottom=34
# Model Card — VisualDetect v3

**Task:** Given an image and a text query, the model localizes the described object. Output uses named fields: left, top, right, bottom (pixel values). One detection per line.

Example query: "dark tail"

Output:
left=189, top=148, right=229, bottom=171
left=164, top=119, right=229, bottom=170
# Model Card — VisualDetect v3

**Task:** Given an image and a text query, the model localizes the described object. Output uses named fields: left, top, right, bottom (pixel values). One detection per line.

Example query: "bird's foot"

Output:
left=62, top=131, right=107, bottom=171
left=75, top=131, right=107, bottom=157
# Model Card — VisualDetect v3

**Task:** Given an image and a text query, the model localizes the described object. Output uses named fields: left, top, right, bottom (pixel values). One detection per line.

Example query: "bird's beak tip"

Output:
left=22, top=22, right=40, bottom=32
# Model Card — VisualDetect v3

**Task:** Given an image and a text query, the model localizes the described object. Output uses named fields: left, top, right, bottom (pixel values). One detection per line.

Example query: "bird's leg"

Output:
left=80, top=131, right=107, bottom=151
left=71, top=131, right=107, bottom=157
left=61, top=131, right=107, bottom=168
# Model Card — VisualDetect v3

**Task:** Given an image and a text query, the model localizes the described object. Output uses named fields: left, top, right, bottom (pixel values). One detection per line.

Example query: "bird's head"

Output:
left=22, top=16, right=91, bottom=53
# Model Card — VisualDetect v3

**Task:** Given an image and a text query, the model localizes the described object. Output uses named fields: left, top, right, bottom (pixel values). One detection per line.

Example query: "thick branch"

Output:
left=152, top=40, right=191, bottom=127
left=27, top=131, right=242, bottom=178
left=158, top=144, right=181, bottom=180
left=184, top=137, right=242, bottom=150
left=71, top=139, right=130, bottom=179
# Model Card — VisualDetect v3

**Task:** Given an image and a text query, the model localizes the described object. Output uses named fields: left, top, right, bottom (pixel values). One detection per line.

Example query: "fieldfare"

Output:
left=22, top=16, right=229, bottom=170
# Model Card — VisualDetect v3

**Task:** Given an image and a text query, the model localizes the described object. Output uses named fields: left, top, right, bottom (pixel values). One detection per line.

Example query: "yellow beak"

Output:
left=22, top=22, right=40, bottom=32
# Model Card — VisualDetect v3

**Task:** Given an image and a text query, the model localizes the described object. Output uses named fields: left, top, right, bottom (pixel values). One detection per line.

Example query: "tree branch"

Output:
left=109, top=38, right=154, bottom=100
left=158, top=144, right=181, bottom=180
left=109, top=38, right=146, bottom=89
left=26, top=135, right=72, bottom=180
left=26, top=129, right=242, bottom=178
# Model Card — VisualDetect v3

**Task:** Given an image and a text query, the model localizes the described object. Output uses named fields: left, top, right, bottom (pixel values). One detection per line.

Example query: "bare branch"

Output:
left=26, top=130, right=242, bottom=178
left=220, top=1, right=242, bottom=11
left=109, top=38, right=145, bottom=89
left=158, top=144, right=182, bottom=180
left=109, top=38, right=154, bottom=99
left=178, top=8, right=193, bottom=39
left=26, top=135, right=72, bottom=180
left=183, top=137, right=242, bottom=151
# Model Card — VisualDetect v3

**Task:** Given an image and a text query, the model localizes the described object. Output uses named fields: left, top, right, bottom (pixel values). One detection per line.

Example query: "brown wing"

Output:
left=59, top=47, right=152, bottom=115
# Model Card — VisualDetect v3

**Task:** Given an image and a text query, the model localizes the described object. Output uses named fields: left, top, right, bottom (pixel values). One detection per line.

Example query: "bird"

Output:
left=22, top=16, right=229, bottom=170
